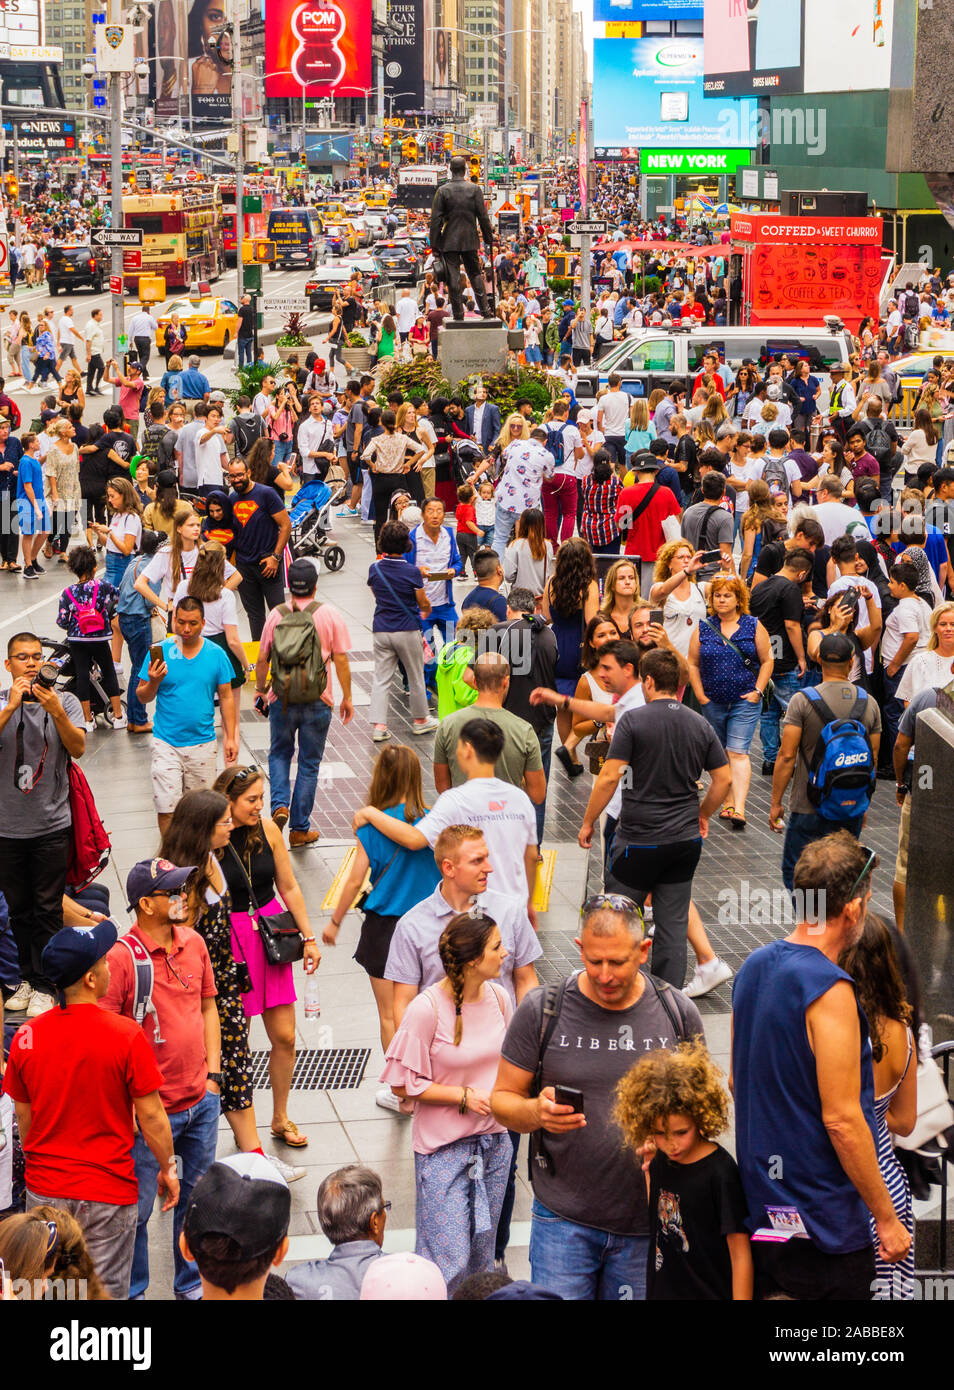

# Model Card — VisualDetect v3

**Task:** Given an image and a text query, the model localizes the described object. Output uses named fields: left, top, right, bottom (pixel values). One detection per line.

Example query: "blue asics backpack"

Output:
left=803, top=687, right=876, bottom=821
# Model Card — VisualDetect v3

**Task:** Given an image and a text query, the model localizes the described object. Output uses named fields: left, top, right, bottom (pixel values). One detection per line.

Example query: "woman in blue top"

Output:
left=790, top=358, right=821, bottom=434
left=323, top=744, right=440, bottom=1057
left=15, top=433, right=51, bottom=578
left=687, top=573, right=774, bottom=830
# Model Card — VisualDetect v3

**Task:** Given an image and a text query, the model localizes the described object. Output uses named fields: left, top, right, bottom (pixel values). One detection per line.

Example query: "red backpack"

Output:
left=65, top=757, right=111, bottom=890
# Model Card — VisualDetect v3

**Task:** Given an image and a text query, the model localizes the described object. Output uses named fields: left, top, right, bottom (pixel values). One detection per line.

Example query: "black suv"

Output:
left=372, top=240, right=420, bottom=286
left=46, top=244, right=109, bottom=295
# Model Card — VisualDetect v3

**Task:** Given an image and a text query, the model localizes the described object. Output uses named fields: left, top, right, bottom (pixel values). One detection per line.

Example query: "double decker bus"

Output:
left=220, top=182, right=278, bottom=265
left=395, top=163, right=448, bottom=211
left=121, top=185, right=224, bottom=291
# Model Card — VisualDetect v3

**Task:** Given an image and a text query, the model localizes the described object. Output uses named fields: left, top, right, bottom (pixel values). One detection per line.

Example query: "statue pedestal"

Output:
left=438, top=320, right=509, bottom=386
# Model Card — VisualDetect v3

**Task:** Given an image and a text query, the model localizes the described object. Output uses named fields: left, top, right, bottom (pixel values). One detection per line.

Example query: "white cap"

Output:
left=360, top=1252, right=446, bottom=1301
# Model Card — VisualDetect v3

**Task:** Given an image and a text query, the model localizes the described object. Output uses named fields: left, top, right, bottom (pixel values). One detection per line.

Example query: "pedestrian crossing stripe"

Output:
left=320, top=848, right=557, bottom=913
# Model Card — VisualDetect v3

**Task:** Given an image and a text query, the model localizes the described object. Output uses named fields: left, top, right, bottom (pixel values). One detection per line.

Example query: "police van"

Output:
left=575, top=319, right=855, bottom=413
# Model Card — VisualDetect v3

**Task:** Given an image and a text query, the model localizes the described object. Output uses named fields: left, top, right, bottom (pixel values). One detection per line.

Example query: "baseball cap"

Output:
left=829, top=362, right=846, bottom=374
left=287, top=558, right=319, bottom=596
left=156, top=468, right=179, bottom=489
left=576, top=408, right=593, bottom=424
left=184, top=1154, right=291, bottom=1262
left=633, top=450, right=661, bottom=472
left=360, top=1252, right=447, bottom=1301
left=209, top=390, right=227, bottom=404
left=126, top=857, right=197, bottom=911
left=817, top=632, right=854, bottom=663
left=41, top=919, right=119, bottom=993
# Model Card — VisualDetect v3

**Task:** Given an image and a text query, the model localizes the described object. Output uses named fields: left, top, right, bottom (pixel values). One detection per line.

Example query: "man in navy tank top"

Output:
left=730, top=831, right=911, bottom=1300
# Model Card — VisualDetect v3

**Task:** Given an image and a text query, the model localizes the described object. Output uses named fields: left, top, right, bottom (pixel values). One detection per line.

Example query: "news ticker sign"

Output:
left=7, top=118, right=76, bottom=154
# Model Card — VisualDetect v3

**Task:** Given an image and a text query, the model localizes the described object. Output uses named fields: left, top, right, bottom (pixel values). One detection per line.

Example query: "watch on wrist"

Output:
left=207, top=1072, right=222, bottom=1085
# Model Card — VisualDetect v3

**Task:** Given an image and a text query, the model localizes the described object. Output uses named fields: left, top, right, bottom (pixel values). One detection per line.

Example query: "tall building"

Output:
left=503, top=0, right=532, bottom=139
left=57, top=0, right=88, bottom=114
left=461, top=0, right=503, bottom=118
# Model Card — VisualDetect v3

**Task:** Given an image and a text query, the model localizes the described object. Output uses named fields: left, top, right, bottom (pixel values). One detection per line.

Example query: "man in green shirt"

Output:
left=433, top=652, right=546, bottom=807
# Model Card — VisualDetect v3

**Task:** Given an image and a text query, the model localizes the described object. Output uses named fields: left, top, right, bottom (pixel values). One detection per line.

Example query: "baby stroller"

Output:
left=37, top=635, right=121, bottom=725
left=289, top=478, right=344, bottom=572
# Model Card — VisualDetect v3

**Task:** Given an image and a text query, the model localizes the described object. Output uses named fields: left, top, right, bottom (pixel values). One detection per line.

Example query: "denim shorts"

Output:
left=701, top=697, right=761, bottom=753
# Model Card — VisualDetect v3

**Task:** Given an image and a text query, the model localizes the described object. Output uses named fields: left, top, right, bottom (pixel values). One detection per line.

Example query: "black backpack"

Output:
left=865, top=424, right=893, bottom=468
left=230, top=412, right=265, bottom=460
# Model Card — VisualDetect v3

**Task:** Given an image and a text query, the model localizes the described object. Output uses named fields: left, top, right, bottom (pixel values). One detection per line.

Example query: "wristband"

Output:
left=562, top=695, right=571, bottom=711
left=459, top=1086, right=470, bottom=1115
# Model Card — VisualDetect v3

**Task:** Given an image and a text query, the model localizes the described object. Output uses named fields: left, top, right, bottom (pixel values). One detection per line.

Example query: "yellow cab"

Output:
left=362, top=190, right=390, bottom=209
left=323, top=220, right=360, bottom=252
left=154, top=294, right=240, bottom=351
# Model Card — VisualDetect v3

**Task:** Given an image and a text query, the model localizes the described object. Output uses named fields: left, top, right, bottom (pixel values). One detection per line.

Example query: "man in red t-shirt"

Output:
left=101, top=858, right=220, bottom=1300
left=2, top=919, right=177, bottom=1300
left=615, top=453, right=683, bottom=595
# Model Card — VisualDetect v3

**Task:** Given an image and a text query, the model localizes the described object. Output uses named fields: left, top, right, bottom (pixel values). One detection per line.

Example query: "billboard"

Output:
left=383, top=0, right=424, bottom=111
left=703, top=0, right=895, bottom=98
left=265, top=0, right=372, bottom=99
left=0, top=0, right=43, bottom=46
left=594, top=0, right=699, bottom=18
left=424, top=0, right=461, bottom=111
left=594, top=36, right=754, bottom=149
left=151, top=0, right=232, bottom=123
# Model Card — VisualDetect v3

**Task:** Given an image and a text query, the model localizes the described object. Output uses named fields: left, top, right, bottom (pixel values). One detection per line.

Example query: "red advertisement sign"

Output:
left=265, top=0, right=371, bottom=98
left=110, top=275, right=123, bottom=296
left=730, top=214, right=883, bottom=245
left=742, top=243, right=882, bottom=334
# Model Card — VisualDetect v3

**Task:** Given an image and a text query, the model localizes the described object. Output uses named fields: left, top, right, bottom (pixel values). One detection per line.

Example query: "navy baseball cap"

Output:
left=126, top=857, right=196, bottom=911
left=41, top=919, right=119, bottom=994
left=287, top=558, right=319, bottom=596
left=632, top=450, right=662, bottom=472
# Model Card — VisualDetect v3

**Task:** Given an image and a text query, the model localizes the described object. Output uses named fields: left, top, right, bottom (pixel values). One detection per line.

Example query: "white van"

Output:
left=575, top=319, right=855, bottom=415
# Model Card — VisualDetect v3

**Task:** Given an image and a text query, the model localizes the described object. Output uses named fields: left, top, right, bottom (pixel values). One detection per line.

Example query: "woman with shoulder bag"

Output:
left=381, top=911, right=513, bottom=1295
left=158, top=789, right=304, bottom=1182
left=213, top=765, right=320, bottom=1152
left=324, top=746, right=440, bottom=1063
left=543, top=537, right=600, bottom=778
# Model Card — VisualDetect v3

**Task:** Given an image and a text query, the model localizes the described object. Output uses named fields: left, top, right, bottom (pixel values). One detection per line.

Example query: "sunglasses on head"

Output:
left=227, top=766, right=259, bottom=793
left=847, top=846, right=879, bottom=903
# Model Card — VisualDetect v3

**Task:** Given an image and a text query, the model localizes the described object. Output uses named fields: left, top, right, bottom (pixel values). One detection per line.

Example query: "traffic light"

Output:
left=570, top=132, right=576, bottom=145
left=128, top=171, right=137, bottom=190
left=4, top=173, right=17, bottom=202
left=469, top=156, right=480, bottom=177
left=443, top=132, right=453, bottom=151
left=383, top=135, right=391, bottom=147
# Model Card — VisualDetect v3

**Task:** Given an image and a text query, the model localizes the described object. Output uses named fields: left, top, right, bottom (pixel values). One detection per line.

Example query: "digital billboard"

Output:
left=593, top=0, right=700, bottom=19
left=265, top=0, right=372, bottom=99
left=703, top=0, right=895, bottom=98
left=383, top=0, right=424, bottom=111
left=594, top=35, right=754, bottom=150
left=150, top=0, right=232, bottom=123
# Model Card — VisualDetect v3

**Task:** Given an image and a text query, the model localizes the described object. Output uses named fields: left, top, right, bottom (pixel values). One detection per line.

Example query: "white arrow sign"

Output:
left=92, top=228, right=144, bottom=248
left=263, top=295, right=310, bottom=313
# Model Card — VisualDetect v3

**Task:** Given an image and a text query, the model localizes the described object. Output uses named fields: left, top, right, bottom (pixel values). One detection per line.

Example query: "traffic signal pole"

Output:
left=109, top=0, right=124, bottom=397
left=232, top=4, right=244, bottom=306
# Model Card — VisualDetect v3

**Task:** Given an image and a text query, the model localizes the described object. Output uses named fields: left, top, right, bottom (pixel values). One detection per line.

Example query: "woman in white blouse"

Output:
left=897, top=601, right=954, bottom=703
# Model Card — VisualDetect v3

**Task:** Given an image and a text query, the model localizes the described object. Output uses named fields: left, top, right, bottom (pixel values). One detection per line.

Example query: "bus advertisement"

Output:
left=395, top=163, right=448, bottom=210
left=121, top=185, right=225, bottom=291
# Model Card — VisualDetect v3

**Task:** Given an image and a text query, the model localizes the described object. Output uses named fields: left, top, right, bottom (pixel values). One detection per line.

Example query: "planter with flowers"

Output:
left=275, top=310, right=311, bottom=362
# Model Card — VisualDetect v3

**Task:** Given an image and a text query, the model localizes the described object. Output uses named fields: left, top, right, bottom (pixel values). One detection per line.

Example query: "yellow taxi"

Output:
left=323, top=220, right=360, bottom=253
left=317, top=201, right=346, bottom=220
left=362, top=190, right=390, bottom=209
left=155, top=296, right=241, bottom=352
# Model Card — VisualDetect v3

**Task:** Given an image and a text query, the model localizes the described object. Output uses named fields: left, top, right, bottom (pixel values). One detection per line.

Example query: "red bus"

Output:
left=220, top=183, right=278, bottom=264
left=121, top=185, right=225, bottom=291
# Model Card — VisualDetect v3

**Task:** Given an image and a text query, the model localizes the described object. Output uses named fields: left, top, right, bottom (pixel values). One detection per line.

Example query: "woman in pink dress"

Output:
left=381, top=912, right=513, bottom=1294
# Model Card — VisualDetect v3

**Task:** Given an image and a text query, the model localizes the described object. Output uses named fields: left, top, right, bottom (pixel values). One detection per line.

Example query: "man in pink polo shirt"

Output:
left=101, top=857, right=220, bottom=1300
left=254, top=557, right=354, bottom=847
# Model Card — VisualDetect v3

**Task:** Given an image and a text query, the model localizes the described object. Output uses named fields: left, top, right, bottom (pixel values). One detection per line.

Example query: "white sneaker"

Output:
left=83, top=719, right=96, bottom=733
left=411, top=716, right=439, bottom=735
left=265, top=1152, right=307, bottom=1182
left=372, top=725, right=391, bottom=742
left=4, top=981, right=33, bottom=1012
left=684, top=957, right=734, bottom=999
left=26, top=990, right=54, bottom=1017
left=110, top=713, right=128, bottom=730
left=375, top=1085, right=406, bottom=1114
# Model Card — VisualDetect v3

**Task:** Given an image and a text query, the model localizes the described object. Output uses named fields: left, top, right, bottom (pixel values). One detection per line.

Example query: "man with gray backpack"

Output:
left=254, top=559, right=354, bottom=847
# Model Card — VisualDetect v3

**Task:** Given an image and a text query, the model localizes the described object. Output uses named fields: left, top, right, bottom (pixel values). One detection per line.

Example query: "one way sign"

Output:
left=566, top=219, right=608, bottom=237
left=92, top=228, right=144, bottom=248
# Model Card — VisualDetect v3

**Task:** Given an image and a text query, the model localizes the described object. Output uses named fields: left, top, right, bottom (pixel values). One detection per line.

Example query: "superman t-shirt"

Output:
left=228, top=483, right=284, bottom=564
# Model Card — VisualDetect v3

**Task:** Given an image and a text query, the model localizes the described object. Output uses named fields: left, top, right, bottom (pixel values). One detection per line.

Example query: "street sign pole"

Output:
left=109, top=0, right=124, bottom=391
left=233, top=0, right=244, bottom=308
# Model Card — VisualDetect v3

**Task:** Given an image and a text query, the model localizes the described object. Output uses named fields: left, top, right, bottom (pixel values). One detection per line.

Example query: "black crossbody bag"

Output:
left=227, top=842, right=304, bottom=966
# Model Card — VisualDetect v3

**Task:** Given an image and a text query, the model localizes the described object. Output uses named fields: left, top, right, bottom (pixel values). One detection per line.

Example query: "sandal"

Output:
left=719, top=806, right=735, bottom=821
left=270, top=1119, right=308, bottom=1148
left=728, top=810, right=747, bottom=831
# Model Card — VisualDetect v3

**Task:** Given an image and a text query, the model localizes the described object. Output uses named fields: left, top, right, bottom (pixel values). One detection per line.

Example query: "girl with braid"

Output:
left=381, top=911, right=513, bottom=1294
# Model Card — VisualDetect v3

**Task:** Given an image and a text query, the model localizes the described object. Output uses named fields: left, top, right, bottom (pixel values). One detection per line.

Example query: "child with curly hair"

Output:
left=615, top=1039, right=753, bottom=1300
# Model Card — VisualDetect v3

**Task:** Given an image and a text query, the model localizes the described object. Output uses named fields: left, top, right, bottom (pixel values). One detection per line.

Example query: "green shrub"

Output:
left=376, top=355, right=453, bottom=404
left=227, top=360, right=284, bottom=408
left=548, top=276, right=572, bottom=296
left=453, top=366, right=558, bottom=421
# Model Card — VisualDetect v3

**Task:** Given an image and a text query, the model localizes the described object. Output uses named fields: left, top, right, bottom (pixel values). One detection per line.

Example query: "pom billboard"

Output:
left=265, top=0, right=372, bottom=98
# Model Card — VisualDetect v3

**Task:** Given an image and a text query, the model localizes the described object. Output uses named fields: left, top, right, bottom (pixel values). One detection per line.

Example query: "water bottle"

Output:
left=304, top=974, right=321, bottom=1020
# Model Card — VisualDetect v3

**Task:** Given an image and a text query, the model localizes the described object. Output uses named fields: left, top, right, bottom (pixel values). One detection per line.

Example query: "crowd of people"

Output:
left=0, top=164, right=950, bottom=1308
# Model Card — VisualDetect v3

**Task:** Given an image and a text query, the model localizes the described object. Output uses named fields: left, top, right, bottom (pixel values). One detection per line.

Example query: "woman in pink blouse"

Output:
left=381, top=911, right=513, bottom=1294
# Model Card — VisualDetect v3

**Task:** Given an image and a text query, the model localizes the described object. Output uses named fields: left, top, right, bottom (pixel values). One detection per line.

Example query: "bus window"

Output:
left=127, top=214, right=165, bottom=236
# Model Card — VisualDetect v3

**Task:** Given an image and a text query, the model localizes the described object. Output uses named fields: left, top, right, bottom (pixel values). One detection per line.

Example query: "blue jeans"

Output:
left=131, top=1088, right=219, bottom=1298
left=422, top=602, right=457, bottom=689
left=535, top=726, right=553, bottom=844
left=759, top=669, right=804, bottom=765
left=273, top=438, right=293, bottom=465
left=529, top=1198, right=649, bottom=1300
left=492, top=504, right=518, bottom=561
left=781, top=811, right=864, bottom=894
left=268, top=698, right=333, bottom=831
left=19, top=345, right=33, bottom=382
left=236, top=336, right=254, bottom=369
left=104, top=550, right=132, bottom=586
left=700, top=696, right=761, bottom=753
left=119, top=613, right=152, bottom=726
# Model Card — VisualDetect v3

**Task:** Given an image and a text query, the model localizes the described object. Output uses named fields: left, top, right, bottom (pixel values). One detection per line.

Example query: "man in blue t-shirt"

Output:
left=136, top=596, right=237, bottom=832
left=227, top=455, right=292, bottom=641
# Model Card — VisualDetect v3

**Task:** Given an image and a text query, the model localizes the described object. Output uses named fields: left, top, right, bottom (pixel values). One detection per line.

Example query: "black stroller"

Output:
left=37, top=635, right=122, bottom=724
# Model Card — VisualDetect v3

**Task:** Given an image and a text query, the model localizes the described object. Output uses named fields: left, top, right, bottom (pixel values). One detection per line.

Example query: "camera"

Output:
left=24, top=663, right=59, bottom=700
left=278, top=433, right=290, bottom=443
